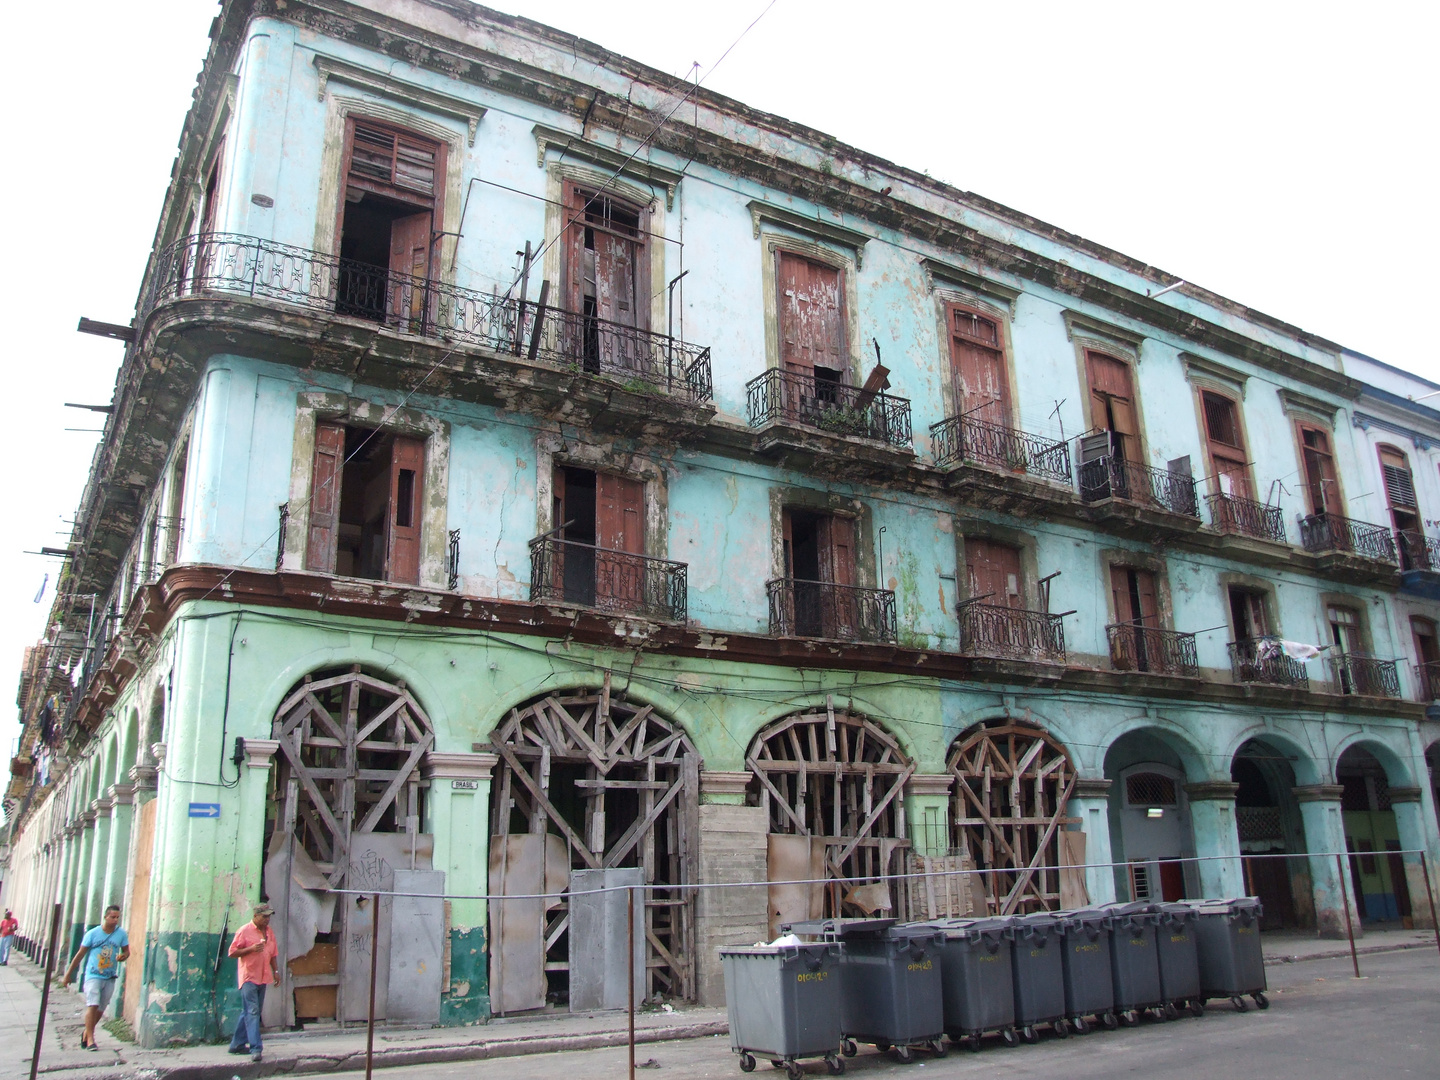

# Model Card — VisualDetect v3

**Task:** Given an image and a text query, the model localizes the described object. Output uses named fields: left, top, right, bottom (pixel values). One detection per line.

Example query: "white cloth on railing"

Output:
left=1258, top=638, right=1326, bottom=662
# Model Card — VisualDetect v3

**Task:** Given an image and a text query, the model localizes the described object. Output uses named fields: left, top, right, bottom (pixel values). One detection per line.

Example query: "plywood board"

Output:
left=766, top=835, right=825, bottom=939
left=488, top=834, right=546, bottom=1014
left=569, top=867, right=644, bottom=1011
left=387, top=870, right=446, bottom=1022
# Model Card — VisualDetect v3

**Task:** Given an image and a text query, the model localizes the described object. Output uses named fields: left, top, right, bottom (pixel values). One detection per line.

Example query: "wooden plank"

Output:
left=493, top=742, right=601, bottom=869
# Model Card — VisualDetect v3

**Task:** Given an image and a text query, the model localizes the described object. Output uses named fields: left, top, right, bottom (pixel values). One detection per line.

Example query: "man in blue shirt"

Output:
left=61, top=905, right=130, bottom=1052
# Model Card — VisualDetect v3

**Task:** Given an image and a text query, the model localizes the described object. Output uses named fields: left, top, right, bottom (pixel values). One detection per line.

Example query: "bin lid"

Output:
left=931, top=916, right=1014, bottom=939
left=1011, top=911, right=1062, bottom=926
left=718, top=942, right=837, bottom=957
left=1096, top=901, right=1156, bottom=915
left=1176, top=896, right=1262, bottom=915
left=783, top=917, right=896, bottom=938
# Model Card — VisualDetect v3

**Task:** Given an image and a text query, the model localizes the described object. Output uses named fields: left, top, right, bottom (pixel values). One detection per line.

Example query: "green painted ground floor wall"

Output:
left=21, top=597, right=1440, bottom=1046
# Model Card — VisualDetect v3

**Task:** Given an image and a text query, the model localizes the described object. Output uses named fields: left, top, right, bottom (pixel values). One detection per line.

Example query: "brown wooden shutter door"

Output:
left=389, top=212, right=432, bottom=324
left=777, top=253, right=812, bottom=376
left=596, top=473, right=644, bottom=554
left=951, top=315, right=1008, bottom=424
left=828, top=516, right=857, bottom=587
left=595, top=230, right=638, bottom=328
left=386, top=436, right=425, bottom=585
left=1134, top=569, right=1159, bottom=622
left=306, top=422, right=345, bottom=572
left=781, top=508, right=796, bottom=577
left=1110, top=565, right=1134, bottom=624
left=967, top=539, right=1021, bottom=608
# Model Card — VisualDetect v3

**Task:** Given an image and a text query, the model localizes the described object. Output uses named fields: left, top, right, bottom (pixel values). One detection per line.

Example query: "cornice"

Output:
left=906, top=774, right=954, bottom=798
left=1182, top=353, right=1248, bottom=398
left=1352, top=411, right=1437, bottom=452
left=314, top=53, right=486, bottom=145
left=1278, top=388, right=1343, bottom=425
left=1184, top=780, right=1240, bottom=802
left=748, top=201, right=871, bottom=267
left=1292, top=784, right=1345, bottom=803
left=920, top=258, right=1021, bottom=313
left=1072, top=778, right=1114, bottom=800
left=699, top=771, right=752, bottom=797
left=533, top=125, right=683, bottom=210
left=1063, top=310, right=1147, bottom=352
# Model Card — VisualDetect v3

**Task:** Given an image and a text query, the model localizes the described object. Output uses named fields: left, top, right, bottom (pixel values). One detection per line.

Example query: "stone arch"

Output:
left=1231, top=737, right=1313, bottom=930
left=1222, top=726, right=1322, bottom=787
left=121, top=709, right=142, bottom=773
left=746, top=709, right=914, bottom=930
left=946, top=717, right=1078, bottom=915
left=486, top=686, right=700, bottom=1011
left=1332, top=733, right=1418, bottom=788
left=1335, top=741, right=1417, bottom=924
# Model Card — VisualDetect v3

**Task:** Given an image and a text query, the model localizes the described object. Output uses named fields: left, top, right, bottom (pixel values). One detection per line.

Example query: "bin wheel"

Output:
left=739, top=1054, right=756, bottom=1073
left=786, top=1062, right=804, bottom=1080
left=875, top=1043, right=891, bottom=1053
left=1020, top=1026, right=1038, bottom=1045
left=841, top=1040, right=858, bottom=1058
left=928, top=1039, right=947, bottom=1058
left=1189, top=999, right=1205, bottom=1018
left=966, top=1034, right=982, bottom=1053
left=1102, top=1011, right=1119, bottom=1031
left=1230, top=995, right=1247, bottom=1012
left=1073, top=1016, right=1090, bottom=1035
left=771, top=1061, right=785, bottom=1070
left=1254, top=993, right=1269, bottom=1010
left=1000, top=1028, right=1019, bottom=1048
left=1123, top=1010, right=1140, bottom=1026
left=1164, top=1002, right=1179, bottom=1021
left=825, top=1053, right=845, bottom=1076
left=893, top=1045, right=914, bottom=1064
left=1054, top=1018, right=1070, bottom=1038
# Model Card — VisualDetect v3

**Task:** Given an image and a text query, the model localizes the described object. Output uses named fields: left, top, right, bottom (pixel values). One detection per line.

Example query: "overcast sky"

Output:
left=1, top=0, right=1436, bottom=769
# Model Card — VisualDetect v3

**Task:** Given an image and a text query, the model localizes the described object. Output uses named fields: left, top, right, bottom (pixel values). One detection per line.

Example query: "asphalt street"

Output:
left=327, top=948, right=1439, bottom=1080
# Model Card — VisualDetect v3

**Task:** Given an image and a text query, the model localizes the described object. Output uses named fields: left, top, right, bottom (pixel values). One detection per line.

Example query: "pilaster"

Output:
left=1184, top=781, right=1243, bottom=899
left=1070, top=778, right=1117, bottom=905
left=1293, top=785, right=1361, bottom=939
left=699, top=770, right=750, bottom=805
left=905, top=773, right=953, bottom=857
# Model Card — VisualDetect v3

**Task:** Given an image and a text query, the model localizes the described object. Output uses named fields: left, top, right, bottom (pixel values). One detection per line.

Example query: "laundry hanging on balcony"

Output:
left=1258, top=639, right=1328, bottom=662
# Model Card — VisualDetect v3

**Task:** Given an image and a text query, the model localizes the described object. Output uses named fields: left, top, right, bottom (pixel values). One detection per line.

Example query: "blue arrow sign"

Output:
left=188, top=802, right=221, bottom=819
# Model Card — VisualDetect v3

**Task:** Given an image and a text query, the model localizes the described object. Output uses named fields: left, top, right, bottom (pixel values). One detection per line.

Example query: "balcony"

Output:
left=1206, top=494, right=1287, bottom=544
left=957, top=601, right=1066, bottom=664
left=1106, top=623, right=1199, bottom=677
left=1413, top=661, right=1440, bottom=702
left=145, top=232, right=714, bottom=404
left=1397, top=530, right=1440, bottom=572
left=746, top=368, right=912, bottom=448
left=1078, top=455, right=1199, bottom=518
left=765, top=579, right=897, bottom=644
left=1327, top=653, right=1401, bottom=698
left=529, top=536, right=687, bottom=622
left=1297, top=513, right=1397, bottom=563
left=1228, top=638, right=1309, bottom=689
left=930, top=414, right=1072, bottom=484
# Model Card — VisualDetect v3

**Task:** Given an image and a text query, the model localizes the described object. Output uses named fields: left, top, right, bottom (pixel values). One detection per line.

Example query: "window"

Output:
left=947, top=304, right=1009, bottom=425
left=1126, top=772, right=1178, bottom=808
left=1200, top=391, right=1251, bottom=499
left=1379, top=446, right=1423, bottom=566
left=1328, top=604, right=1363, bottom=655
left=198, top=137, right=225, bottom=237
left=1085, top=350, right=1139, bottom=463
left=1228, top=587, right=1270, bottom=642
left=306, top=422, right=424, bottom=585
left=781, top=508, right=857, bottom=637
left=1298, top=424, right=1340, bottom=516
left=1412, top=617, right=1438, bottom=667
left=336, top=119, right=445, bottom=324
left=563, top=184, right=650, bottom=371
left=550, top=466, right=645, bottom=612
left=964, top=537, right=1022, bottom=609
left=777, top=252, right=847, bottom=390
left=1109, top=565, right=1161, bottom=671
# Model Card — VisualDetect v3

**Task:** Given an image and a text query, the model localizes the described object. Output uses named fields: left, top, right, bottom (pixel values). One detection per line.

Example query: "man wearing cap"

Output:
left=227, top=904, right=279, bottom=1062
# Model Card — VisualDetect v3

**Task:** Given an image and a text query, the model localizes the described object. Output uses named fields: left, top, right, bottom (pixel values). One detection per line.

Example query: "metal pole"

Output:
left=365, top=893, right=380, bottom=1080
left=29, top=902, right=62, bottom=1080
left=1420, top=851, right=1440, bottom=961
left=628, top=886, right=635, bottom=1080
left=1335, top=853, right=1361, bottom=979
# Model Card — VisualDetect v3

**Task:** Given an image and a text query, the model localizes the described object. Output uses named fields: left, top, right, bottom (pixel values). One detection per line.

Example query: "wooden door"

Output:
left=1087, top=352, right=1138, bottom=462
left=1110, top=566, right=1159, bottom=669
left=596, top=472, right=644, bottom=611
left=1158, top=860, right=1186, bottom=902
left=966, top=538, right=1022, bottom=608
left=389, top=212, right=431, bottom=326
left=385, top=436, right=424, bottom=585
left=121, top=799, right=157, bottom=1025
left=1299, top=425, right=1339, bottom=515
left=818, top=515, right=856, bottom=587
left=1201, top=392, right=1251, bottom=499
left=306, top=421, right=345, bottom=572
left=777, top=254, right=845, bottom=378
left=948, top=306, right=1008, bottom=424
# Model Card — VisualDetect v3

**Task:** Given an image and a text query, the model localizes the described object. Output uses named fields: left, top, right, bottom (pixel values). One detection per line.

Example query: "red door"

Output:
left=948, top=306, right=1008, bottom=424
left=386, top=436, right=424, bottom=585
left=965, top=539, right=1022, bottom=608
left=596, top=472, right=645, bottom=611
left=306, top=421, right=345, bottom=572
left=389, top=212, right=432, bottom=328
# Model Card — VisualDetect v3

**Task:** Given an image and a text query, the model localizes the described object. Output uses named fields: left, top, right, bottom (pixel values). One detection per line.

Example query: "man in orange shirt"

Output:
left=227, top=903, right=279, bottom=1062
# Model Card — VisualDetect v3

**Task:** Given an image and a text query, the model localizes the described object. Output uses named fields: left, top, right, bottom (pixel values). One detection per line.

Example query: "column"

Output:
left=85, top=799, right=114, bottom=928
left=241, top=740, right=279, bottom=1033
left=68, top=813, right=97, bottom=953
left=695, top=771, right=767, bottom=1006
left=904, top=774, right=952, bottom=857
left=1388, top=788, right=1438, bottom=930
left=1294, top=785, right=1360, bottom=939
left=1185, top=781, right=1244, bottom=899
left=102, top=786, right=136, bottom=908
left=422, top=752, right=497, bottom=1025
left=1071, top=778, right=1117, bottom=906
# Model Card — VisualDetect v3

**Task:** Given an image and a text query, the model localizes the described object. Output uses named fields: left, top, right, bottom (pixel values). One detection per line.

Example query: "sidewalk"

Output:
left=1, top=925, right=1433, bottom=1080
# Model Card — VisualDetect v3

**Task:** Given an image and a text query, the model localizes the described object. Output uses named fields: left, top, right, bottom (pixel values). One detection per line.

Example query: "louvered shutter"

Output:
left=386, top=436, right=425, bottom=585
left=306, top=422, right=345, bottom=572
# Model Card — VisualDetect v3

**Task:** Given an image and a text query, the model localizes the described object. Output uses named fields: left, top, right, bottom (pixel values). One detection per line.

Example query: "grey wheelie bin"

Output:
left=1153, top=902, right=1203, bottom=1017
left=1009, top=911, right=1068, bottom=1042
left=926, top=917, right=1019, bottom=1051
left=1102, top=902, right=1163, bottom=1023
left=1186, top=897, right=1267, bottom=1011
left=787, top=919, right=945, bottom=1063
left=720, top=942, right=845, bottom=1079
left=1058, top=908, right=1115, bottom=1032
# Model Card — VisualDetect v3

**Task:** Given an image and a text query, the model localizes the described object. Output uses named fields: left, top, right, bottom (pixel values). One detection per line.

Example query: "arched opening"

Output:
left=1104, top=729, right=1198, bottom=902
left=747, top=710, right=913, bottom=934
left=266, top=666, right=436, bottom=1025
left=1428, top=741, right=1440, bottom=831
left=1231, top=738, right=1312, bottom=930
left=1337, top=745, right=1411, bottom=924
left=487, top=689, right=699, bottom=1012
left=946, top=719, right=1079, bottom=914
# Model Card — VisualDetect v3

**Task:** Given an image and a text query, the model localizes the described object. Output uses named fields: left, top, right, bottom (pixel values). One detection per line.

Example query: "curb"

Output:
left=66, top=1021, right=729, bottom=1080
left=1263, top=940, right=1435, bottom=966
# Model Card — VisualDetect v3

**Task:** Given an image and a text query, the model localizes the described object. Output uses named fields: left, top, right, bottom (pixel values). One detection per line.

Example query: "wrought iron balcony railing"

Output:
left=1106, top=623, right=1199, bottom=677
left=1078, top=455, right=1199, bottom=518
left=145, top=232, right=714, bottom=404
left=746, top=368, right=912, bottom=448
left=1413, top=661, right=1440, bottom=702
left=529, top=536, right=687, bottom=622
left=766, top=578, right=897, bottom=643
left=1206, top=493, right=1287, bottom=544
left=1327, top=653, right=1401, bottom=698
left=1227, top=638, right=1309, bottom=688
left=930, top=414, right=1072, bottom=484
left=957, top=601, right=1066, bottom=664
left=1397, top=530, right=1440, bottom=572
left=1297, top=512, right=1397, bottom=563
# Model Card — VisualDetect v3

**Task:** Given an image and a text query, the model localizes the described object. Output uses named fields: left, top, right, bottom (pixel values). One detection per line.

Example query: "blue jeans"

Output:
left=229, top=982, right=266, bottom=1053
left=0, top=935, right=12, bottom=963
